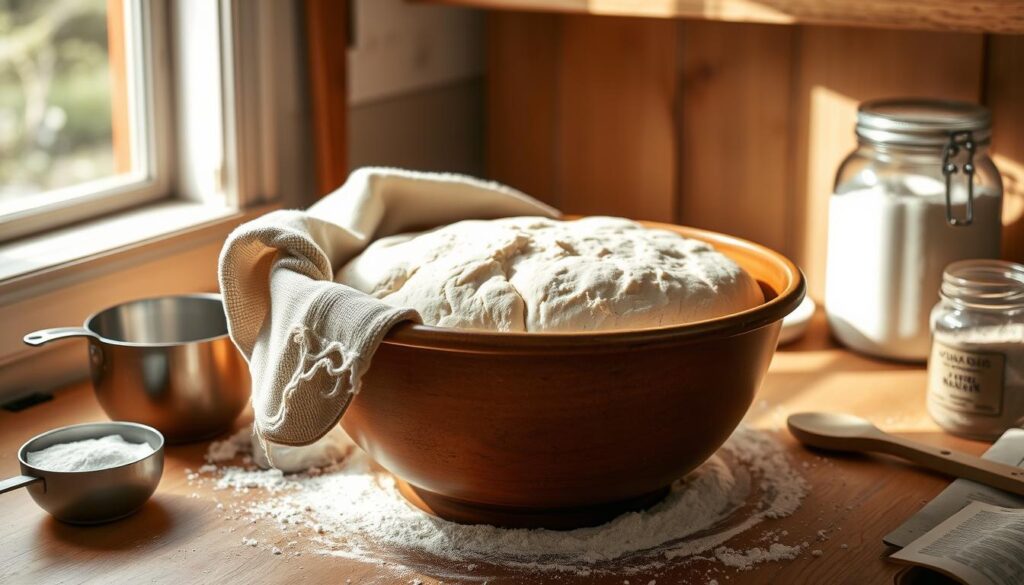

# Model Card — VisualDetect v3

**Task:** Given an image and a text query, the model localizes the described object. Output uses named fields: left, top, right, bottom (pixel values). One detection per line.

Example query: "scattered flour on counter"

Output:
left=215, top=467, right=290, bottom=493
left=714, top=543, right=803, bottom=569
left=192, top=425, right=808, bottom=577
left=206, top=428, right=252, bottom=463
left=27, top=434, right=153, bottom=472
left=207, top=425, right=354, bottom=474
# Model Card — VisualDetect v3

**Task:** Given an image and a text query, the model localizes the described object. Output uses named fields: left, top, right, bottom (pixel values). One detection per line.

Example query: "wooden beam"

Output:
left=420, top=0, right=1024, bottom=35
left=305, top=0, right=349, bottom=197
left=987, top=34, right=1024, bottom=264
left=106, top=0, right=131, bottom=174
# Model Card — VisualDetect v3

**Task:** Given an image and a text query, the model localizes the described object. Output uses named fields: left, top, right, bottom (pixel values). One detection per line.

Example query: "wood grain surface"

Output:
left=485, top=11, right=561, bottom=207
left=987, top=34, right=1024, bottom=264
left=421, top=0, right=1024, bottom=35
left=0, top=313, right=996, bottom=584
left=486, top=14, right=682, bottom=221
left=305, top=0, right=349, bottom=197
left=678, top=20, right=797, bottom=256
left=557, top=15, right=679, bottom=222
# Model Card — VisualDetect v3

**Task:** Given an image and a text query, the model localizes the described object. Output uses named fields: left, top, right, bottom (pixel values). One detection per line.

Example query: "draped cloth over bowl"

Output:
left=218, top=168, right=560, bottom=447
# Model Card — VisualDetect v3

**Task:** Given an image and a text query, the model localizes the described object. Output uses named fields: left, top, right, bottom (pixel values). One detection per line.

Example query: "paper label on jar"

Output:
left=928, top=341, right=1005, bottom=416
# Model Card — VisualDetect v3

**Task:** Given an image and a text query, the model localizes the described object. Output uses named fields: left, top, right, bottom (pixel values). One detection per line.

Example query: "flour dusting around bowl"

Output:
left=190, top=425, right=808, bottom=578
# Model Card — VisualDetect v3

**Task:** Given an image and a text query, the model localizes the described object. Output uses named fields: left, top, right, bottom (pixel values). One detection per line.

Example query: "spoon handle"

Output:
left=871, top=434, right=1024, bottom=497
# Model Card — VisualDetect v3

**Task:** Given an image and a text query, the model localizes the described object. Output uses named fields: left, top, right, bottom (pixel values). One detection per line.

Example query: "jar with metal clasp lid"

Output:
left=824, top=99, right=1003, bottom=362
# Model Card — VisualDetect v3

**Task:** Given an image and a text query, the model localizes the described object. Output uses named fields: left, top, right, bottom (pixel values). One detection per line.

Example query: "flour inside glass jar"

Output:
left=929, top=324, right=1024, bottom=440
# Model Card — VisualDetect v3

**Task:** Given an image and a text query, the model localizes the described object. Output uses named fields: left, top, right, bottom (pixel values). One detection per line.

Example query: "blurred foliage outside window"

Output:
left=0, top=0, right=116, bottom=204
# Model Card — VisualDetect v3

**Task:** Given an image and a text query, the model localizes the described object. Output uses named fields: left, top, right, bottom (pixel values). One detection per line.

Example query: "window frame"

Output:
left=0, top=0, right=174, bottom=242
left=0, top=0, right=316, bottom=400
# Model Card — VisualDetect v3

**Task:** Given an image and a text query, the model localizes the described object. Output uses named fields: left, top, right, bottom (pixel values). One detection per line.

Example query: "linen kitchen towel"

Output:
left=218, top=167, right=559, bottom=447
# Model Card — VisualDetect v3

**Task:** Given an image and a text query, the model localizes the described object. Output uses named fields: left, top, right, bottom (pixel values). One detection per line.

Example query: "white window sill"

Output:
left=1, top=200, right=241, bottom=284
left=0, top=199, right=274, bottom=400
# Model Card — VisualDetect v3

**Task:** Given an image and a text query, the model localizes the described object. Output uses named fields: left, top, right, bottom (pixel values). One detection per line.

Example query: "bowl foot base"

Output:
left=396, top=480, right=671, bottom=530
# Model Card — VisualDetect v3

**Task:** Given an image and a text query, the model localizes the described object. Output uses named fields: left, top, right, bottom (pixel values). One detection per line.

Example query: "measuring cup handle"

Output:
left=0, top=475, right=42, bottom=495
left=23, top=327, right=96, bottom=347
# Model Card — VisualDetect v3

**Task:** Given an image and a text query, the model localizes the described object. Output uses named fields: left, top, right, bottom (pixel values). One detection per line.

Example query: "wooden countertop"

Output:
left=0, top=313, right=993, bottom=584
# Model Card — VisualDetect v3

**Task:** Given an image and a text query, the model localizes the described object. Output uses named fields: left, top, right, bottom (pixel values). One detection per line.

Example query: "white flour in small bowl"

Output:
left=192, top=426, right=807, bottom=578
left=27, top=435, right=153, bottom=472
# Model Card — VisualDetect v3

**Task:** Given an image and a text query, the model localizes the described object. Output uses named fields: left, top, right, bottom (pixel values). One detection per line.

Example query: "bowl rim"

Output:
left=381, top=220, right=806, bottom=353
left=18, top=421, right=166, bottom=475
left=83, top=292, right=230, bottom=348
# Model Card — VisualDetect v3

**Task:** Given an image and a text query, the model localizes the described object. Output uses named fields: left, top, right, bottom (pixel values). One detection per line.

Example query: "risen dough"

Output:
left=336, top=216, right=763, bottom=332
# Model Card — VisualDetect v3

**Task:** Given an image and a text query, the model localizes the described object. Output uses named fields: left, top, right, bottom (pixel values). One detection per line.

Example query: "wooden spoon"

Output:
left=787, top=412, right=1024, bottom=496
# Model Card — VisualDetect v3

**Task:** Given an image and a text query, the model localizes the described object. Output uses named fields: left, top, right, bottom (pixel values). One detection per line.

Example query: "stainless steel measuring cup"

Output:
left=24, top=293, right=250, bottom=444
left=0, top=422, right=164, bottom=524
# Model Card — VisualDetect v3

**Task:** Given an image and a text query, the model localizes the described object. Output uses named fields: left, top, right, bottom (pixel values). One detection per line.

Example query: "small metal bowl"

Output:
left=0, top=422, right=164, bottom=524
left=24, top=294, right=251, bottom=444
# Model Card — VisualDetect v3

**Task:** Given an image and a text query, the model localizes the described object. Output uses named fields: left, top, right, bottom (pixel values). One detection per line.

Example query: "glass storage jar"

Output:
left=825, top=99, right=1003, bottom=362
left=927, top=260, right=1024, bottom=440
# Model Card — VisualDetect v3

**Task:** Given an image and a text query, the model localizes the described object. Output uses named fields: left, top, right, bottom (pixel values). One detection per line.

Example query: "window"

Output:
left=0, top=0, right=312, bottom=398
left=0, top=0, right=170, bottom=242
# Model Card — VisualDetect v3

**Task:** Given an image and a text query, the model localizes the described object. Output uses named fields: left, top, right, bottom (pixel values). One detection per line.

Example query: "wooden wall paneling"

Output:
left=556, top=15, right=680, bottom=222
left=986, top=34, right=1024, bottom=264
left=790, top=27, right=985, bottom=299
left=306, top=0, right=348, bottom=197
left=485, top=12, right=562, bottom=207
left=677, top=21, right=797, bottom=255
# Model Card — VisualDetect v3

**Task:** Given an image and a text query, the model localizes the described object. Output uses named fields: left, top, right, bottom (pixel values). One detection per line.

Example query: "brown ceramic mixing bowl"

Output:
left=342, top=221, right=805, bottom=529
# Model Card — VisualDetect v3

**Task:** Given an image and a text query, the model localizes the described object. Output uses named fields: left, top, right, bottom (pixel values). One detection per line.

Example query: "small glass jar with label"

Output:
left=927, top=260, right=1024, bottom=440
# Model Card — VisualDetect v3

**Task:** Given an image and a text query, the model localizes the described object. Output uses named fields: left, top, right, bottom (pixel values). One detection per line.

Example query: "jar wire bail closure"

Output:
left=942, top=131, right=977, bottom=227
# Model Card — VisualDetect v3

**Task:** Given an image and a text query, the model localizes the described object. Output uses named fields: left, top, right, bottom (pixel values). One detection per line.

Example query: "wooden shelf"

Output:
left=420, top=0, right=1024, bottom=34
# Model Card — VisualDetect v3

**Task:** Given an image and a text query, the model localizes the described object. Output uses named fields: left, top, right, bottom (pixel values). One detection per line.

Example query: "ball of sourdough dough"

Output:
left=336, top=216, right=764, bottom=332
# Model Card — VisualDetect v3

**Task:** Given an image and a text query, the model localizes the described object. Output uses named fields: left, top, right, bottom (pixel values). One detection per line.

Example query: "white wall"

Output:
left=347, top=0, right=485, bottom=176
